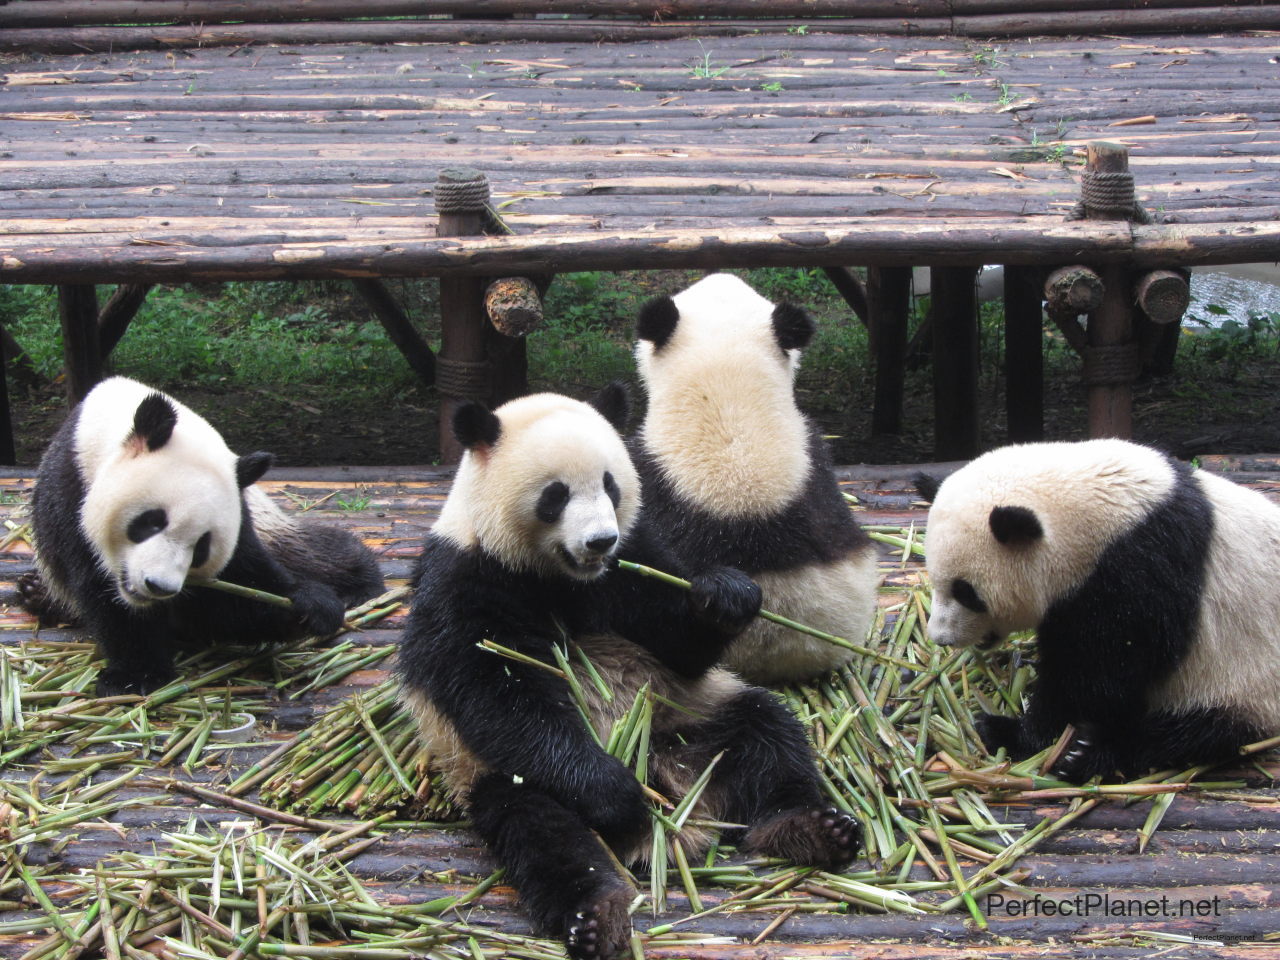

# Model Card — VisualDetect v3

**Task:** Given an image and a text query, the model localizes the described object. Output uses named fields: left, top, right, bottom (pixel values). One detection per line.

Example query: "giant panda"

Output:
left=922, top=438, right=1280, bottom=782
left=631, top=273, right=880, bottom=685
left=397, top=387, right=858, bottom=960
left=20, top=377, right=385, bottom=695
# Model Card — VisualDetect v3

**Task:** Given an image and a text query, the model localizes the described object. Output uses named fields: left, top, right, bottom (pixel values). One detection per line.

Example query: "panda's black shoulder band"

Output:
left=590, top=381, right=631, bottom=433
left=771, top=302, right=815, bottom=352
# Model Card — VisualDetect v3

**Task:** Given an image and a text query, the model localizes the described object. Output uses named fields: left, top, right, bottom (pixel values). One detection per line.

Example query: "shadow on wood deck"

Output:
left=0, top=458, right=1277, bottom=958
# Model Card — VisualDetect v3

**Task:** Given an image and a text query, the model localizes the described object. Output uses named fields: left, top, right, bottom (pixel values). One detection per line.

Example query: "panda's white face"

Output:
left=74, top=379, right=244, bottom=608
left=923, top=440, right=1179, bottom=650
left=435, top=393, right=640, bottom=582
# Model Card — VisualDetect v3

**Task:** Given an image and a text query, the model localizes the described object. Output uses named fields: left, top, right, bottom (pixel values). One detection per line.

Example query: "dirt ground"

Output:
left=8, top=353, right=1280, bottom=469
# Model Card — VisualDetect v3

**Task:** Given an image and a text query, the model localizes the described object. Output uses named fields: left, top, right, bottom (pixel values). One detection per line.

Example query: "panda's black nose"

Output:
left=586, top=534, right=618, bottom=555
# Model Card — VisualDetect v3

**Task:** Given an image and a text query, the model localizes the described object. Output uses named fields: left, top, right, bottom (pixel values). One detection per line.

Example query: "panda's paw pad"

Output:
left=15, top=571, right=63, bottom=623
left=1050, top=725, right=1107, bottom=783
left=746, top=806, right=860, bottom=871
left=564, top=887, right=632, bottom=960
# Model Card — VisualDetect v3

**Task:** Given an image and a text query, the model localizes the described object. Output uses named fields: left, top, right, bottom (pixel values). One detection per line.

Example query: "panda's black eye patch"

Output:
left=192, top=531, right=212, bottom=569
left=603, top=471, right=620, bottom=508
left=126, top=509, right=168, bottom=544
left=536, top=481, right=570, bottom=523
left=951, top=578, right=988, bottom=614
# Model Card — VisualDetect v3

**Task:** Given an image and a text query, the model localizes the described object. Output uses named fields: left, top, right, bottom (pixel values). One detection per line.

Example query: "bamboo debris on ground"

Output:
left=0, top=589, right=406, bottom=772
left=5, top=528, right=1278, bottom=951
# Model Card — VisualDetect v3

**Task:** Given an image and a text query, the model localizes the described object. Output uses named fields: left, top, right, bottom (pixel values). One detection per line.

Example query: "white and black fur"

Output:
left=632, top=273, right=879, bottom=684
left=397, top=386, right=858, bottom=960
left=921, top=439, right=1280, bottom=782
left=21, top=377, right=384, bottom=695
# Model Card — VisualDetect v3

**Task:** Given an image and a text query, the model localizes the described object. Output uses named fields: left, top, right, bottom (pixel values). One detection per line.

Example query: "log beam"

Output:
left=98, top=283, right=153, bottom=359
left=484, top=277, right=544, bottom=339
left=56, top=284, right=101, bottom=404
left=1136, top=269, right=1191, bottom=325
left=930, top=266, right=980, bottom=461
left=821, top=266, right=870, bottom=332
left=352, top=278, right=436, bottom=387
left=0, top=321, right=14, bottom=465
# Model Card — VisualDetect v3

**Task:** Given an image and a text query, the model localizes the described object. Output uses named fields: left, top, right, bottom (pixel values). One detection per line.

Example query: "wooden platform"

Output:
left=1, top=458, right=1279, bottom=958
left=3, top=30, right=1280, bottom=283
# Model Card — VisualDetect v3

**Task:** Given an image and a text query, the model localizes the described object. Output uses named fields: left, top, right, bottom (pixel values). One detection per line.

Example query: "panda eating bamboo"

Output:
left=19, top=377, right=385, bottom=695
left=397, top=386, right=858, bottom=960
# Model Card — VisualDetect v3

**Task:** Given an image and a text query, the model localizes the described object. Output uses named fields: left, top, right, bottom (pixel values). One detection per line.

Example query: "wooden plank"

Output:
left=55, top=283, right=100, bottom=403
left=1003, top=264, right=1043, bottom=443
left=931, top=266, right=980, bottom=460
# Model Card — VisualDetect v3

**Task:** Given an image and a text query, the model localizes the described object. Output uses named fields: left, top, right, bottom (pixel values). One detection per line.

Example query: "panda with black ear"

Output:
left=631, top=273, right=880, bottom=685
left=921, top=438, right=1280, bottom=782
left=397, top=386, right=859, bottom=960
left=20, top=377, right=384, bottom=695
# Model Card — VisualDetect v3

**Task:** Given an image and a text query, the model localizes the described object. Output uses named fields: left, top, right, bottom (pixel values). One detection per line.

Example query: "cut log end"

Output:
left=484, top=276, right=544, bottom=337
left=1135, top=269, right=1191, bottom=324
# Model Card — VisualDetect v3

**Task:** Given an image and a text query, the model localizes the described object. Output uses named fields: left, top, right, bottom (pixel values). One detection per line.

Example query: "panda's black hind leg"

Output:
left=696, top=688, right=860, bottom=870
left=468, top=773, right=634, bottom=960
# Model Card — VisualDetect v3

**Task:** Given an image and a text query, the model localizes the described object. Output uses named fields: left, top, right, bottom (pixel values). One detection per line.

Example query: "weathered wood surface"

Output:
left=1, top=462, right=1279, bottom=957
left=1, top=32, right=1278, bottom=284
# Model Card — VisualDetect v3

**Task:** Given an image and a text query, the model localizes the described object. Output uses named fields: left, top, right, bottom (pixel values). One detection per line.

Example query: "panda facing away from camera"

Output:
left=921, top=438, right=1280, bottom=782
left=20, top=377, right=384, bottom=695
left=631, top=273, right=879, bottom=685
left=397, top=387, right=858, bottom=960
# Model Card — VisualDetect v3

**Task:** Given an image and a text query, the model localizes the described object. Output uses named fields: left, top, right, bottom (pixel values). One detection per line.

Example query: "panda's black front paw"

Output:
left=1049, top=723, right=1117, bottom=783
left=583, top=764, right=650, bottom=850
left=689, top=566, right=761, bottom=635
left=975, top=713, right=1026, bottom=758
left=96, top=664, right=176, bottom=697
left=289, top=581, right=346, bottom=636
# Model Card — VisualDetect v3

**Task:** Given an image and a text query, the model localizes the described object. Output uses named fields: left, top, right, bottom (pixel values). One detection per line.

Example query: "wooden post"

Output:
left=1003, top=265, right=1043, bottom=443
left=0, top=317, right=14, bottom=465
left=57, top=284, right=101, bottom=404
left=1081, top=142, right=1140, bottom=439
left=930, top=265, right=980, bottom=460
left=867, top=266, right=910, bottom=436
left=353, top=278, right=436, bottom=386
left=434, top=168, right=492, bottom=464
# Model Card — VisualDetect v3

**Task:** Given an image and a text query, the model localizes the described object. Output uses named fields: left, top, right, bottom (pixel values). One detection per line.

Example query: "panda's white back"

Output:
left=1156, top=468, right=1280, bottom=731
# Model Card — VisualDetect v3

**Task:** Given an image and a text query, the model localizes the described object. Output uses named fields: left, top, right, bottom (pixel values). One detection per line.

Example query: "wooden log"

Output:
left=0, top=18, right=957, bottom=53
left=953, top=4, right=1280, bottom=35
left=98, top=282, right=152, bottom=359
left=930, top=265, right=980, bottom=461
left=867, top=266, right=910, bottom=437
left=1043, top=265, right=1100, bottom=356
left=1082, top=142, right=1138, bottom=440
left=434, top=168, right=492, bottom=465
left=0, top=0, right=950, bottom=28
left=820, top=266, right=870, bottom=332
left=56, top=283, right=101, bottom=404
left=483, top=277, right=544, bottom=338
left=1003, top=264, right=1043, bottom=443
left=352, top=278, right=436, bottom=387
left=0, top=324, right=45, bottom=391
left=1135, top=269, right=1191, bottom=325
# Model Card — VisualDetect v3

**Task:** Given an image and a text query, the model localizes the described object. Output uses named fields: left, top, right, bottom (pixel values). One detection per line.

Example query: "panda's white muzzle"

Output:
left=557, top=492, right=621, bottom=579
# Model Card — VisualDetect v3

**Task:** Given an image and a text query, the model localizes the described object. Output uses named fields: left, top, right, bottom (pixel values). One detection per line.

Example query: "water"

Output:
left=1187, top=266, right=1280, bottom=327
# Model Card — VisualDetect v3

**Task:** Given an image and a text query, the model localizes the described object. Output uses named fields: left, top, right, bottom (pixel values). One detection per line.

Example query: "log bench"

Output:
left=1, top=6, right=1279, bottom=464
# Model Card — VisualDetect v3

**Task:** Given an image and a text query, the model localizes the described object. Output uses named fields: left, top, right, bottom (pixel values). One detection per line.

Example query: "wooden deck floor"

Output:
left=1, top=458, right=1278, bottom=958
left=2, top=30, right=1279, bottom=283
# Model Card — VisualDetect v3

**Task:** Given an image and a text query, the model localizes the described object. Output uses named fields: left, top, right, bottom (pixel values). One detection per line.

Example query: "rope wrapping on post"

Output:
left=434, top=168, right=490, bottom=215
left=1083, top=343, right=1141, bottom=386
left=1067, top=170, right=1153, bottom=224
left=435, top=357, right=492, bottom=399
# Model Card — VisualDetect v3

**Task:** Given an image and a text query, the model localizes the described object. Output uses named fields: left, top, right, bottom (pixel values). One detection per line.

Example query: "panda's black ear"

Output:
left=913, top=472, right=941, bottom=504
left=132, top=393, right=178, bottom=452
left=772, top=302, right=815, bottom=352
left=236, top=451, right=273, bottom=489
left=636, top=295, right=680, bottom=350
left=453, top=402, right=501, bottom=451
left=989, top=506, right=1044, bottom=546
left=589, top=381, right=631, bottom=433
